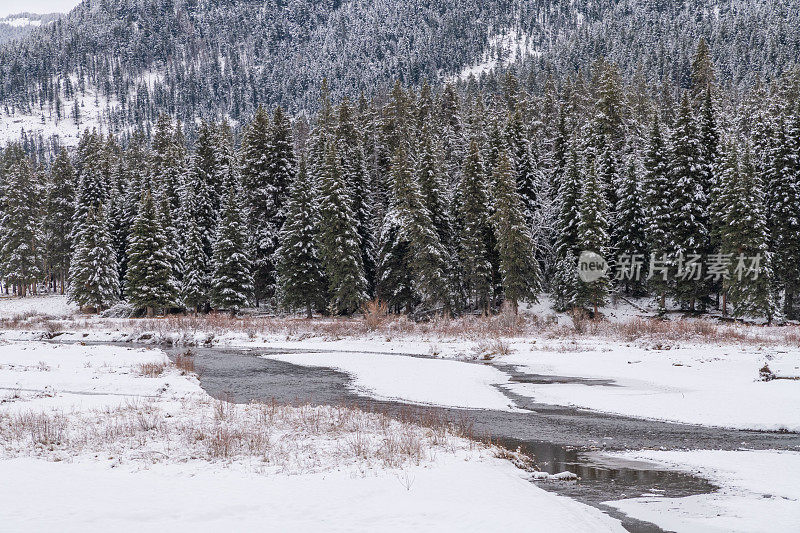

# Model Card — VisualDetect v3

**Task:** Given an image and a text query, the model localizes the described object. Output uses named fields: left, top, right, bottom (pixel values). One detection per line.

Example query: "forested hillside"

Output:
left=2, top=0, right=800, bottom=153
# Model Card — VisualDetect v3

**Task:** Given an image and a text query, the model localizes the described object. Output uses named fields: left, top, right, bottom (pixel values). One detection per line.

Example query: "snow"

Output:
left=451, top=29, right=540, bottom=81
left=0, top=338, right=625, bottom=532
left=604, top=449, right=800, bottom=533
left=0, top=455, right=623, bottom=533
left=0, top=294, right=77, bottom=319
left=0, top=342, right=198, bottom=413
left=501, top=341, right=800, bottom=431
left=259, top=350, right=516, bottom=411
left=1, top=18, right=42, bottom=28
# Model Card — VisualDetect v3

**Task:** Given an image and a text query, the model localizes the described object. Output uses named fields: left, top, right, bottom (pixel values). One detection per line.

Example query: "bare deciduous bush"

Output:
left=362, top=298, right=389, bottom=331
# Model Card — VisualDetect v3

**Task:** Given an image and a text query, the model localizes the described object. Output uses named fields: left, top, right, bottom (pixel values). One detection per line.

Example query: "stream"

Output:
left=169, top=344, right=800, bottom=533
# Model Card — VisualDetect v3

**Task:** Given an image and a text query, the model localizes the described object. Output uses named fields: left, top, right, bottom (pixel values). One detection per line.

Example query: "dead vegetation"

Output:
left=0, top=395, right=485, bottom=473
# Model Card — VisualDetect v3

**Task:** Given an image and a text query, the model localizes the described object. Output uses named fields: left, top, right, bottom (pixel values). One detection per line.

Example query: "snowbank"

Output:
left=605, top=449, right=800, bottom=532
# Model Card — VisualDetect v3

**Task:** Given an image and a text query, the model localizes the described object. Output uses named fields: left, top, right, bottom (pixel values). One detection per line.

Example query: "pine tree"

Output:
left=555, top=144, right=582, bottom=258
left=766, top=113, right=800, bottom=319
left=668, top=94, right=710, bottom=311
left=68, top=204, right=118, bottom=311
left=457, top=140, right=494, bottom=313
left=642, top=112, right=672, bottom=309
left=613, top=154, right=648, bottom=295
left=390, top=144, right=450, bottom=312
left=125, top=190, right=178, bottom=316
left=719, top=143, right=775, bottom=321
left=43, top=148, right=75, bottom=294
left=0, top=157, right=42, bottom=296
left=551, top=251, right=578, bottom=312
left=240, top=105, right=274, bottom=305
left=576, top=160, right=611, bottom=315
left=337, top=99, right=374, bottom=292
left=317, top=142, right=368, bottom=315
left=275, top=157, right=326, bottom=317
left=181, top=208, right=211, bottom=314
left=491, top=151, right=542, bottom=313
left=211, top=185, right=254, bottom=314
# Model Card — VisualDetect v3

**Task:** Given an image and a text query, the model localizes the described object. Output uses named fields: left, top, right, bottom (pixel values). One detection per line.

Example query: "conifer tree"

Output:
left=457, top=140, right=494, bottom=313
left=181, top=208, right=210, bottom=314
left=613, top=155, right=648, bottom=295
left=719, top=143, right=775, bottom=321
left=68, top=205, right=118, bottom=311
left=240, top=105, right=274, bottom=305
left=125, top=190, right=178, bottom=316
left=555, top=145, right=582, bottom=258
left=551, top=251, right=578, bottom=312
left=642, top=112, right=672, bottom=309
left=491, top=151, right=542, bottom=313
left=211, top=185, right=254, bottom=314
left=317, top=142, right=368, bottom=315
left=275, top=157, right=326, bottom=317
left=43, top=148, right=75, bottom=293
left=766, top=114, right=800, bottom=318
left=576, top=161, right=611, bottom=315
left=388, top=144, right=450, bottom=312
left=0, top=158, right=42, bottom=296
left=668, top=94, right=710, bottom=310
left=337, top=99, right=374, bottom=291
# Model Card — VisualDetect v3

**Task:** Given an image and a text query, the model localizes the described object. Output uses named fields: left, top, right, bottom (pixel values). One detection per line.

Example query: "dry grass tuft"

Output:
left=173, top=350, right=196, bottom=375
left=136, top=361, right=166, bottom=377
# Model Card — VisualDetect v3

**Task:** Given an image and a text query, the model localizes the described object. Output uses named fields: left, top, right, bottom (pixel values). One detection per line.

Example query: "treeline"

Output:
left=1, top=41, right=799, bottom=321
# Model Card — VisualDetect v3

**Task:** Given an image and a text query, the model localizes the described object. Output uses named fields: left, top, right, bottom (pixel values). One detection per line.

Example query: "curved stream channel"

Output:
left=164, top=345, right=800, bottom=533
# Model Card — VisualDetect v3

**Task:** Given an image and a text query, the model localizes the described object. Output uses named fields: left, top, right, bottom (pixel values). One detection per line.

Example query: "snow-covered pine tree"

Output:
left=456, top=140, right=494, bottom=313
left=668, top=94, right=710, bottom=311
left=240, top=105, right=274, bottom=306
left=414, top=119, right=458, bottom=308
left=210, top=184, right=254, bottom=314
left=576, top=160, right=611, bottom=316
left=125, top=190, right=178, bottom=316
left=491, top=150, right=542, bottom=314
left=719, top=142, right=776, bottom=322
left=766, top=112, right=800, bottom=319
left=642, top=112, right=672, bottom=310
left=613, top=154, right=648, bottom=295
left=551, top=251, right=578, bottom=312
left=68, top=204, right=118, bottom=312
left=181, top=204, right=211, bottom=314
left=0, top=157, right=42, bottom=296
left=555, top=144, right=582, bottom=259
left=389, top=143, right=450, bottom=313
left=504, top=108, right=537, bottom=220
left=337, top=99, right=374, bottom=293
left=317, top=141, right=368, bottom=315
left=275, top=156, right=326, bottom=317
left=43, top=148, right=75, bottom=294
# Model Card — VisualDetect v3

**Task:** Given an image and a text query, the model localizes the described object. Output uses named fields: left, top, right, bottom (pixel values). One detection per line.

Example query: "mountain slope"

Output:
left=0, top=0, right=798, bottom=147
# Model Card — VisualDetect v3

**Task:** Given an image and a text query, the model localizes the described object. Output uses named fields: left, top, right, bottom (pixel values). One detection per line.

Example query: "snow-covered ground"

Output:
left=605, top=450, right=800, bottom=533
left=500, top=341, right=800, bottom=431
left=0, top=339, right=624, bottom=532
left=0, top=294, right=78, bottom=319
left=259, top=350, right=515, bottom=411
left=2, top=296, right=799, bottom=531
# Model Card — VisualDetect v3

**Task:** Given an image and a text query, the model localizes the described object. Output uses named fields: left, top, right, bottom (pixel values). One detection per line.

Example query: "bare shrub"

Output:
left=363, top=298, right=389, bottom=331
